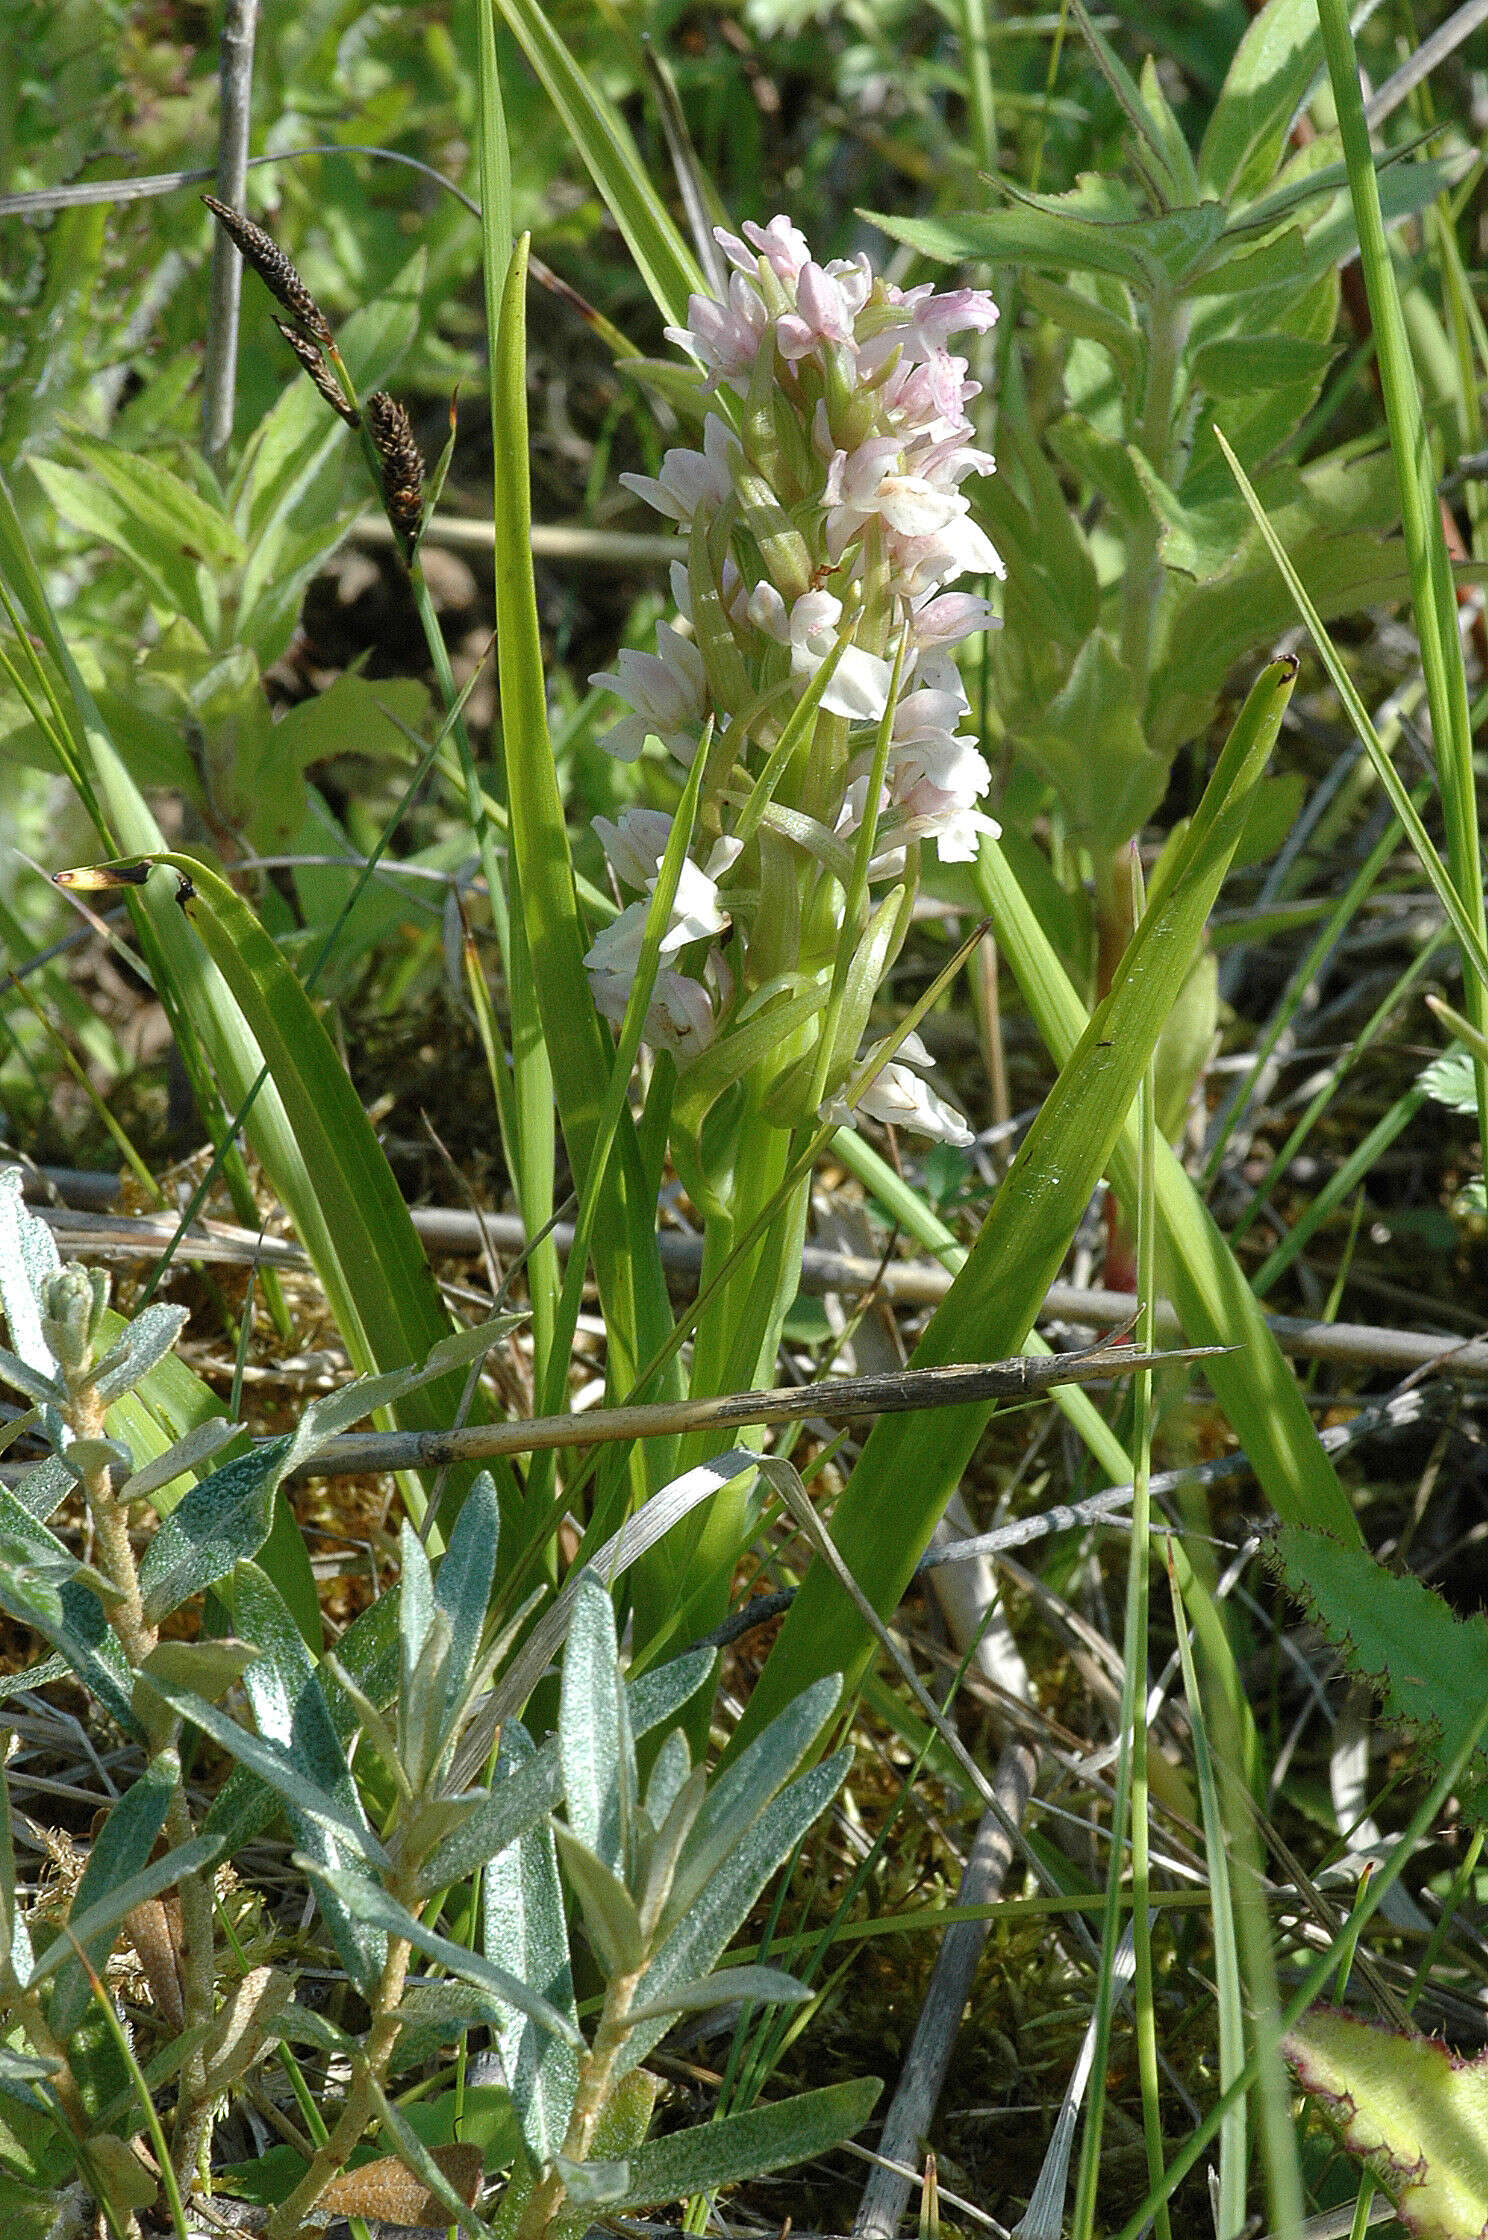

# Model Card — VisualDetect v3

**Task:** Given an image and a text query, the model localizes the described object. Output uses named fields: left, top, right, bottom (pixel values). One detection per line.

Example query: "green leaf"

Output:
left=1197, top=0, right=1324, bottom=202
left=1017, top=630, right=1170, bottom=851
left=1189, top=331, right=1340, bottom=398
left=43, top=1755, right=172, bottom=2034
left=734, top=659, right=1361, bottom=1746
left=667, top=1675, right=841, bottom=1925
left=136, top=1437, right=289, bottom=1622
left=28, top=457, right=212, bottom=637
left=430, top=1469, right=500, bottom=1745
left=627, top=1963, right=810, bottom=2026
left=487, top=0, right=700, bottom=333
left=231, top=1560, right=388, bottom=1992
left=267, top=673, right=433, bottom=773
left=866, top=203, right=1151, bottom=288
left=605, top=2077, right=881, bottom=2209
left=1272, top=1527, right=1488, bottom=1824
left=553, top=1824, right=645, bottom=1976
left=298, top=1864, right=584, bottom=2049
left=490, top=239, right=679, bottom=1422
left=0, top=1485, right=140, bottom=1736
left=1286, top=2009, right=1488, bottom=2238
left=143, top=854, right=506, bottom=1522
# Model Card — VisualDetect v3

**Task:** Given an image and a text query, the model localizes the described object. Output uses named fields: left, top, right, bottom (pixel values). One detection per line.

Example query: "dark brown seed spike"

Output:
left=202, top=195, right=334, bottom=346
left=272, top=320, right=360, bottom=426
left=364, top=390, right=426, bottom=551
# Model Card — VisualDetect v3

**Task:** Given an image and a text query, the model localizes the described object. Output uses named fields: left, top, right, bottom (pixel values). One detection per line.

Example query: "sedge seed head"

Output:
left=202, top=195, right=334, bottom=346
left=365, top=390, right=425, bottom=551
left=273, top=320, right=360, bottom=426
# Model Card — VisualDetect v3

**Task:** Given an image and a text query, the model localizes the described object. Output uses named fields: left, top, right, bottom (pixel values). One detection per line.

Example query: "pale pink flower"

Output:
left=776, top=258, right=872, bottom=359
left=621, top=414, right=739, bottom=526
left=590, top=623, right=707, bottom=763
left=665, top=271, right=771, bottom=384
left=726, top=215, right=806, bottom=284
left=746, top=583, right=894, bottom=721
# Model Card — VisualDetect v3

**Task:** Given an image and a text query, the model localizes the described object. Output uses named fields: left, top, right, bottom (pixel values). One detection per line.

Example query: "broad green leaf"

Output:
left=604, top=2077, right=881, bottom=2209
left=1286, top=2009, right=1488, bottom=2238
left=734, top=660, right=1360, bottom=1745
left=1198, top=0, right=1324, bottom=202
left=27, top=457, right=212, bottom=637
left=1190, top=331, right=1339, bottom=398
left=866, top=204, right=1151, bottom=288
left=1273, top=1527, right=1488, bottom=1823
left=268, top=672, right=433, bottom=773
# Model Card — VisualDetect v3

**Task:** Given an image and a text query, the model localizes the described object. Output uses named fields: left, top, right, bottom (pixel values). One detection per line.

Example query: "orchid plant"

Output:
left=583, top=221, right=1006, bottom=1652
left=587, top=216, right=1002, bottom=1157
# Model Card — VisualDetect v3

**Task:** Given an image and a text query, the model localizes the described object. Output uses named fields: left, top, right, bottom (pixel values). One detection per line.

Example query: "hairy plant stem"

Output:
left=264, top=1932, right=412, bottom=2240
left=67, top=1377, right=155, bottom=1667
left=65, top=1363, right=220, bottom=2190
left=514, top=1964, right=643, bottom=2240
left=1118, top=281, right=1185, bottom=692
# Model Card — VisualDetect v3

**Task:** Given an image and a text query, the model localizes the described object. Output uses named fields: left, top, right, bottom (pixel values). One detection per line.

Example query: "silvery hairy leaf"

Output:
left=558, top=1573, right=634, bottom=1877
left=136, top=1435, right=292, bottom=1622
left=482, top=1722, right=579, bottom=2162
left=234, top=1560, right=389, bottom=1993
left=615, top=1749, right=852, bottom=2079
left=90, top=1302, right=189, bottom=1404
left=666, top=1673, right=842, bottom=1926
left=296, top=1861, right=583, bottom=2049
left=0, top=1169, right=60, bottom=1390
left=626, top=1962, right=812, bottom=2026
left=599, top=2076, right=881, bottom=2209
left=121, top=1415, right=241, bottom=1502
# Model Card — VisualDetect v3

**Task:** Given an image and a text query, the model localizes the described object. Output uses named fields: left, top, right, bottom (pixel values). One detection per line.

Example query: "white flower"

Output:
left=823, top=439, right=968, bottom=565
left=584, top=903, right=719, bottom=1058
left=843, top=1031, right=975, bottom=1146
left=590, top=624, right=707, bottom=763
left=747, top=584, right=894, bottom=721
left=594, top=806, right=675, bottom=890
left=621, top=414, right=740, bottom=525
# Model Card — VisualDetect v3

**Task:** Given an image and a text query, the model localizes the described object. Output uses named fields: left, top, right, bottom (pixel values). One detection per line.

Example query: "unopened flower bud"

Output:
left=42, top=1264, right=109, bottom=1374
left=202, top=197, right=334, bottom=346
